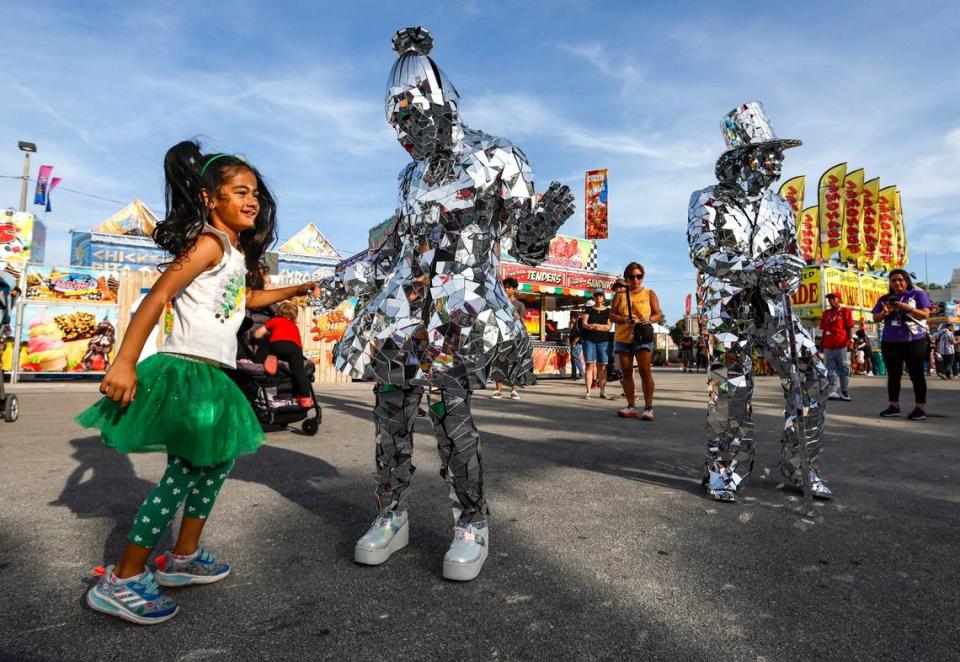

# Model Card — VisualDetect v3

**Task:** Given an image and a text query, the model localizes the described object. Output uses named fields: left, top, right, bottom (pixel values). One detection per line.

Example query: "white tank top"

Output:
left=159, top=225, right=247, bottom=368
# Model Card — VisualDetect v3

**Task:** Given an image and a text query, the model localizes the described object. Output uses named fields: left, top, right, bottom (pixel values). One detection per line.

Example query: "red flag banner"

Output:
left=684, top=293, right=692, bottom=316
left=584, top=169, right=608, bottom=239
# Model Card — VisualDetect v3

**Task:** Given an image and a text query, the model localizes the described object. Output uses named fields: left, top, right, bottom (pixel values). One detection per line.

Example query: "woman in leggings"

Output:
left=872, top=269, right=932, bottom=421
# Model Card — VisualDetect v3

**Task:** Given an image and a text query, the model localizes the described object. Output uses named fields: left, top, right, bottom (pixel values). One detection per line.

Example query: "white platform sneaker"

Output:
left=354, top=509, right=409, bottom=565
left=442, top=521, right=489, bottom=581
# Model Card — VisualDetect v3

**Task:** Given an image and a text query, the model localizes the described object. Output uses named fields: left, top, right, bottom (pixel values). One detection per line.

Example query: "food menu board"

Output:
left=17, top=302, right=119, bottom=373
left=25, top=265, right=119, bottom=303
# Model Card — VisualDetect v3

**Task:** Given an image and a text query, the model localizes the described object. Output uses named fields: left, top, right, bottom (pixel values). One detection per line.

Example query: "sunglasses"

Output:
left=627, top=274, right=644, bottom=280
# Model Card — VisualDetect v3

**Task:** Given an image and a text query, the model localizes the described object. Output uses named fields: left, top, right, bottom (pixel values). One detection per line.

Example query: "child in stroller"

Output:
left=255, top=301, right=313, bottom=409
left=229, top=304, right=321, bottom=436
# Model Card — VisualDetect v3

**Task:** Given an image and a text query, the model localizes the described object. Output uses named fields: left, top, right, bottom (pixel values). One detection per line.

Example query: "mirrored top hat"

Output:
left=387, top=26, right=460, bottom=106
left=721, top=101, right=801, bottom=155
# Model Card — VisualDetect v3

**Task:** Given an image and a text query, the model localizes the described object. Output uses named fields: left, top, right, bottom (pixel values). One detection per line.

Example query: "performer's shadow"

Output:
left=230, top=444, right=368, bottom=558
left=480, top=430, right=707, bottom=498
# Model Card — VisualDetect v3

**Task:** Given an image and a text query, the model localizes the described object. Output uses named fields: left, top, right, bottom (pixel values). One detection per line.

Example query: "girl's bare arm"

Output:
left=101, top=235, right=223, bottom=407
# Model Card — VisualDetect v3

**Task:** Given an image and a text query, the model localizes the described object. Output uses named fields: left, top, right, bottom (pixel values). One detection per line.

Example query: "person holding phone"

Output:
left=872, top=269, right=932, bottom=420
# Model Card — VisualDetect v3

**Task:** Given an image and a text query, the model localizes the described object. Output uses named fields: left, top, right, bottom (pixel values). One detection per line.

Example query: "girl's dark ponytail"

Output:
left=154, top=140, right=208, bottom=259
left=153, top=139, right=278, bottom=282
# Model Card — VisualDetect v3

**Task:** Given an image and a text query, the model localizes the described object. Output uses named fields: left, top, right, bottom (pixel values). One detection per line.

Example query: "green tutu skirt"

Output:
left=76, top=353, right=265, bottom=467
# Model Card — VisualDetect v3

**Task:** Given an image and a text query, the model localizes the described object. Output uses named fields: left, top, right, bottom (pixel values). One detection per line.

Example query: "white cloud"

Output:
left=462, top=93, right=712, bottom=167
left=560, top=43, right=645, bottom=88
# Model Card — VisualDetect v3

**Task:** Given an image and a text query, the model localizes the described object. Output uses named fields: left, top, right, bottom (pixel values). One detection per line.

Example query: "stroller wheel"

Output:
left=4, top=394, right=19, bottom=422
left=302, top=416, right=319, bottom=436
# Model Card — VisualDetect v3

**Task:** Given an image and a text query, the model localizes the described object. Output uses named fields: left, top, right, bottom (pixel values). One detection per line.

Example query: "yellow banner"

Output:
left=790, top=266, right=823, bottom=318
left=797, top=206, right=819, bottom=262
left=894, top=190, right=908, bottom=268
left=818, top=163, right=847, bottom=260
left=861, top=178, right=881, bottom=269
left=828, top=268, right=867, bottom=320
left=877, top=185, right=898, bottom=270
left=789, top=265, right=889, bottom=321
left=840, top=169, right=865, bottom=264
left=779, top=176, right=805, bottom=223
left=860, top=273, right=888, bottom=314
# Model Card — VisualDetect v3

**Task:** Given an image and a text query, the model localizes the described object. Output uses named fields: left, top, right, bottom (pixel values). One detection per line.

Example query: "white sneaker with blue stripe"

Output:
left=86, top=566, right=179, bottom=625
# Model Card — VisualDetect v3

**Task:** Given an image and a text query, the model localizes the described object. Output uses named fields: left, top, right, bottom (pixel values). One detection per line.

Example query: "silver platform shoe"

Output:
left=808, top=472, right=833, bottom=500
left=354, top=509, right=409, bottom=566
left=704, top=461, right=739, bottom=503
left=442, top=521, right=489, bottom=581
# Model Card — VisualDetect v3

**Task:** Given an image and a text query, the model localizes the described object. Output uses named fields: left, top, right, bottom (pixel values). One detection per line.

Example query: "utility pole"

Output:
left=17, top=141, right=37, bottom=212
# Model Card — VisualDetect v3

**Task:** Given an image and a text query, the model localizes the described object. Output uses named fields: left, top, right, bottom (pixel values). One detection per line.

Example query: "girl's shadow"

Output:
left=53, top=437, right=367, bottom=562
left=50, top=437, right=156, bottom=564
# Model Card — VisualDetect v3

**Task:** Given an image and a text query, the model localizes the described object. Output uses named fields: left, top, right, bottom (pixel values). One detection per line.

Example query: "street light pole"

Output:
left=17, top=141, right=37, bottom=212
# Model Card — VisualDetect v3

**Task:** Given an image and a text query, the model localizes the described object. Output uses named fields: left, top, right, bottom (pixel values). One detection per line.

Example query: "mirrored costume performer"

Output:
left=687, top=101, right=832, bottom=503
left=316, top=27, right=573, bottom=580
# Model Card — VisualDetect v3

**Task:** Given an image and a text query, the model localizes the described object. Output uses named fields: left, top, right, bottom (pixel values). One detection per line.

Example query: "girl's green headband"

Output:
left=200, top=153, right=245, bottom=177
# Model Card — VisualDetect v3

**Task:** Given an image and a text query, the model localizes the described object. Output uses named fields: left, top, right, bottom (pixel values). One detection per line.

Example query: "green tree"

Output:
left=669, top=318, right=686, bottom=347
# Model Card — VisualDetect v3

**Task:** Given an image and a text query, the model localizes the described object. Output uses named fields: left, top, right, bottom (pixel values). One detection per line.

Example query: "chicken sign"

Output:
left=585, top=169, right=608, bottom=240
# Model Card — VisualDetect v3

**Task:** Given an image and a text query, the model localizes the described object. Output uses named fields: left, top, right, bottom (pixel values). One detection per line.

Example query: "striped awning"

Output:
left=518, top=283, right=613, bottom=298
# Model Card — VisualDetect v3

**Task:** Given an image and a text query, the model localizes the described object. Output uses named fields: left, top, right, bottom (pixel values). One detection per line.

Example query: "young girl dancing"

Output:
left=77, top=141, right=315, bottom=625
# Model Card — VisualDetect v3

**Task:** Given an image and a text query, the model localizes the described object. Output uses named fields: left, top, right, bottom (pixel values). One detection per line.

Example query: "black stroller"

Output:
left=1, top=282, right=19, bottom=423
left=227, top=307, right=322, bottom=436
left=1, top=365, right=18, bottom=422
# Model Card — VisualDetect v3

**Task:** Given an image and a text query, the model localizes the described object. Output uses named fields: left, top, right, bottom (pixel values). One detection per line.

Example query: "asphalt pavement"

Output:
left=0, top=371, right=957, bottom=661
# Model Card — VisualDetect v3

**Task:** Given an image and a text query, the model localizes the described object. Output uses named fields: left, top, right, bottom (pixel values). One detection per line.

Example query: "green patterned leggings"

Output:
left=128, top=456, right=234, bottom=549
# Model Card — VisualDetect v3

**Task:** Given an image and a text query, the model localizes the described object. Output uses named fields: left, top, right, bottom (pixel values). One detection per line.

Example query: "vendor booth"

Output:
left=70, top=200, right=167, bottom=271
left=2, top=210, right=47, bottom=370
left=265, top=224, right=341, bottom=286
left=499, top=233, right=619, bottom=377
left=7, top=213, right=352, bottom=385
left=6, top=264, right=120, bottom=378
left=790, top=264, right=888, bottom=346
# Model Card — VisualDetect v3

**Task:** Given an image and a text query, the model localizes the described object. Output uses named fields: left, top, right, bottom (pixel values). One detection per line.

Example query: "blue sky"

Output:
left=2, top=0, right=959, bottom=321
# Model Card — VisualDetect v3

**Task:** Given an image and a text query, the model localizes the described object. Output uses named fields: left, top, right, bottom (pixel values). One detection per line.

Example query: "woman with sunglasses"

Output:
left=872, top=269, right=932, bottom=420
left=580, top=290, right=612, bottom=399
left=609, top=263, right=662, bottom=419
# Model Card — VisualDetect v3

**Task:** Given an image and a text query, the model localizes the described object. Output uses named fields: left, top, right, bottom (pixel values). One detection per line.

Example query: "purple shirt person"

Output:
left=871, top=287, right=932, bottom=343
left=871, top=269, right=932, bottom=420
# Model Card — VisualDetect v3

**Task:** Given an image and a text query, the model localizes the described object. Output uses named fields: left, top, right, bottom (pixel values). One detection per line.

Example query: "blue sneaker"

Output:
left=154, top=548, right=231, bottom=586
left=86, top=566, right=179, bottom=625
